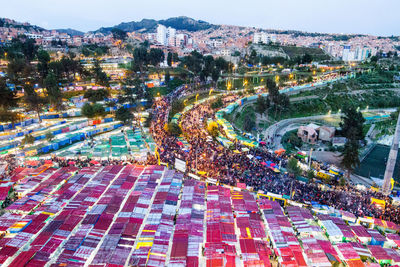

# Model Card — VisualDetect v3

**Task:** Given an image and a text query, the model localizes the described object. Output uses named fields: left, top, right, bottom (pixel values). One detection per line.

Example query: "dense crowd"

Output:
left=1, top=84, right=400, bottom=225
left=151, top=89, right=400, bottom=225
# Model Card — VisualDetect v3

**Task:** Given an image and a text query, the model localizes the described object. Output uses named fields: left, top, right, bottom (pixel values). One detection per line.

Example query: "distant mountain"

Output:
left=55, top=28, right=84, bottom=36
left=95, top=16, right=217, bottom=34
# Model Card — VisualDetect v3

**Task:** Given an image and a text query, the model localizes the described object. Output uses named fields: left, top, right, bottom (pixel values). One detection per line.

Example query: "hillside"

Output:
left=95, top=16, right=217, bottom=34
left=0, top=18, right=44, bottom=32
left=55, top=28, right=84, bottom=36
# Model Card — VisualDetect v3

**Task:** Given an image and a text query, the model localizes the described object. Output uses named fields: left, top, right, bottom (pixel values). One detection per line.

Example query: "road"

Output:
left=263, top=108, right=396, bottom=150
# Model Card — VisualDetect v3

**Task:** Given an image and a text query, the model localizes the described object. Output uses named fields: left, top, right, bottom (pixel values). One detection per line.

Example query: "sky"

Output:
left=1, top=0, right=399, bottom=36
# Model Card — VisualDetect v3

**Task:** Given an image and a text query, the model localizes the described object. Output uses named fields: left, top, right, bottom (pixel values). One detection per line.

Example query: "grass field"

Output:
left=355, top=144, right=400, bottom=181
left=281, top=46, right=331, bottom=61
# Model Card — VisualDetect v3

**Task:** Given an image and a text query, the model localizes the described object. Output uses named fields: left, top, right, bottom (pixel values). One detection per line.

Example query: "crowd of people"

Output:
left=1, top=83, right=400, bottom=225
left=150, top=88, right=400, bottom=225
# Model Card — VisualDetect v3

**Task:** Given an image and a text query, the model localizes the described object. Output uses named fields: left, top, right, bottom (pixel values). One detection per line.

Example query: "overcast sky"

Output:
left=1, top=0, right=399, bottom=36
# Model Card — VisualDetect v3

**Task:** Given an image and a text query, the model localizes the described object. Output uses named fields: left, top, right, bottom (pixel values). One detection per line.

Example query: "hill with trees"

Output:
left=95, top=16, right=218, bottom=34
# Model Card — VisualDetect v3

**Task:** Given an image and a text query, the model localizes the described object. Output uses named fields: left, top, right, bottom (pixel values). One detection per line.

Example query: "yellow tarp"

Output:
left=371, top=197, right=385, bottom=208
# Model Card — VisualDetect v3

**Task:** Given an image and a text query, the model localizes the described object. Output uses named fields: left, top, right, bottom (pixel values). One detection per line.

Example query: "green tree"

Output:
left=81, top=103, right=94, bottom=118
left=167, top=122, right=182, bottom=136
left=165, top=71, right=170, bottom=85
left=0, top=78, right=18, bottom=125
left=169, top=99, right=185, bottom=119
left=84, top=89, right=109, bottom=102
left=44, top=73, right=62, bottom=109
left=45, top=131, right=55, bottom=142
left=211, top=68, right=220, bottom=85
left=255, top=95, right=270, bottom=115
left=21, top=134, right=35, bottom=145
left=243, top=114, right=256, bottom=132
left=92, top=60, right=109, bottom=87
left=341, top=136, right=361, bottom=179
left=115, top=107, right=133, bottom=125
left=133, top=46, right=148, bottom=76
left=340, top=105, right=365, bottom=143
left=307, top=170, right=315, bottom=182
left=287, top=157, right=302, bottom=177
left=0, top=78, right=18, bottom=110
left=302, top=53, right=313, bottom=64
left=37, top=49, right=50, bottom=81
left=24, top=84, right=47, bottom=122
left=148, top=48, right=164, bottom=66
left=111, top=28, right=127, bottom=40
left=211, top=97, right=223, bottom=109
left=167, top=52, right=172, bottom=67
left=92, top=103, right=105, bottom=117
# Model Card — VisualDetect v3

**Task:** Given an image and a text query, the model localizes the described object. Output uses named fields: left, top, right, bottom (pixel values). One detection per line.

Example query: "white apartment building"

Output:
left=157, top=25, right=178, bottom=46
left=253, top=32, right=275, bottom=44
left=25, top=33, right=43, bottom=39
left=342, top=45, right=371, bottom=61
left=156, top=24, right=167, bottom=45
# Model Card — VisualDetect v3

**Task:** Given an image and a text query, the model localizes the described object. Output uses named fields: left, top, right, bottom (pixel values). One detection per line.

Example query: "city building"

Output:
left=156, top=24, right=167, bottom=45
left=253, top=32, right=275, bottom=44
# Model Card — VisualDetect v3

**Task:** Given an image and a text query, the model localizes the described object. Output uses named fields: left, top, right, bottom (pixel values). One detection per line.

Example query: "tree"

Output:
left=341, top=135, right=361, bottom=179
left=248, top=50, right=258, bottom=65
left=211, top=68, right=220, bottom=85
left=165, top=71, right=170, bottom=85
left=255, top=95, right=269, bottom=115
left=207, top=121, right=220, bottom=138
left=287, top=157, right=302, bottom=177
left=0, top=78, right=18, bottom=110
left=84, top=89, right=109, bottom=102
left=115, top=107, right=133, bottom=125
left=21, top=134, right=35, bottom=145
left=148, top=48, right=164, bottom=66
left=92, top=60, right=109, bottom=87
left=339, top=177, right=346, bottom=186
left=170, top=99, right=185, bottom=118
left=119, top=79, right=138, bottom=105
left=133, top=46, right=148, bottom=76
left=7, top=57, right=29, bottom=84
left=45, top=131, right=55, bottom=142
left=340, top=105, right=365, bottom=142
left=243, top=114, right=256, bottom=132
left=81, top=102, right=105, bottom=118
left=215, top=57, right=229, bottom=72
left=81, top=102, right=94, bottom=118
left=267, top=79, right=279, bottom=102
left=111, top=28, right=127, bottom=40
left=166, top=122, right=182, bottom=136
left=307, top=170, right=315, bottom=182
left=211, top=97, right=223, bottom=109
left=44, top=73, right=62, bottom=109
left=24, top=84, right=46, bottom=122
left=167, top=52, right=172, bottom=67
left=302, top=53, right=313, bottom=64
left=37, top=50, right=50, bottom=81
left=93, top=103, right=105, bottom=117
